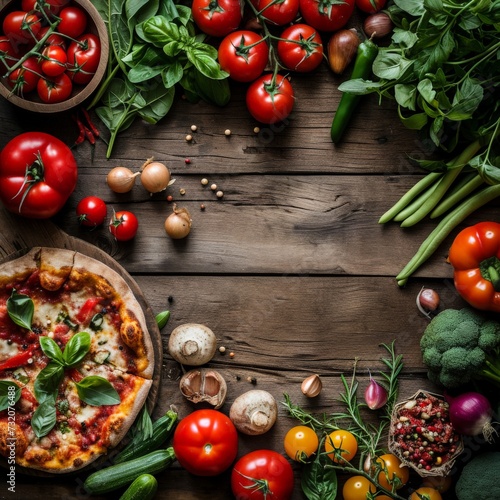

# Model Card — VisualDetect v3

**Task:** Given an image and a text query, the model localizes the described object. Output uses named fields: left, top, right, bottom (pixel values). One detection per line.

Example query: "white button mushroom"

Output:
left=229, top=389, right=278, bottom=435
left=168, top=323, right=217, bottom=366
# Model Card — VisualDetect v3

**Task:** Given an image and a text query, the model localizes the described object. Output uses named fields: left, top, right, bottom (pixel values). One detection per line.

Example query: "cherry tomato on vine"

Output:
left=41, top=45, right=67, bottom=77
left=284, top=425, right=319, bottom=461
left=66, top=34, right=101, bottom=85
left=37, top=73, right=73, bottom=103
left=250, top=0, right=299, bottom=26
left=325, top=429, right=358, bottom=463
left=218, top=30, right=269, bottom=82
left=192, top=0, right=242, bottom=37
left=3, top=11, right=41, bottom=45
left=356, top=0, right=386, bottom=14
left=298, top=0, right=355, bottom=32
left=342, top=476, right=376, bottom=500
left=57, top=6, right=87, bottom=38
left=8, top=56, right=41, bottom=94
left=22, top=0, right=69, bottom=15
left=375, top=453, right=410, bottom=490
left=246, top=74, right=295, bottom=124
left=76, top=196, right=107, bottom=227
left=0, top=36, right=20, bottom=67
left=173, top=409, right=238, bottom=476
left=410, top=487, right=443, bottom=500
left=37, top=26, right=66, bottom=48
left=277, top=24, right=323, bottom=73
left=231, top=449, right=294, bottom=500
left=109, top=211, right=139, bottom=241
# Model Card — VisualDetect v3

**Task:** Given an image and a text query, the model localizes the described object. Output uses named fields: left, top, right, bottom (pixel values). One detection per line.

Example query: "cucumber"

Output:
left=84, top=448, right=175, bottom=495
left=114, top=409, right=178, bottom=464
left=119, top=474, right=158, bottom=500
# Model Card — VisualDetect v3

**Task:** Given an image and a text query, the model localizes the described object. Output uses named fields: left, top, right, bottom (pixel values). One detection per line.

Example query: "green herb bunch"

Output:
left=89, top=0, right=230, bottom=158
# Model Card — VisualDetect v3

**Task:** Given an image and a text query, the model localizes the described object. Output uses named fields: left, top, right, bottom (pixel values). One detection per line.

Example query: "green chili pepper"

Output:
left=330, top=39, right=379, bottom=144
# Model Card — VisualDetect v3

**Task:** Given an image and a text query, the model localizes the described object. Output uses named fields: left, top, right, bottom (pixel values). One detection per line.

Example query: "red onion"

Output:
left=446, top=391, right=497, bottom=443
left=364, top=372, right=388, bottom=410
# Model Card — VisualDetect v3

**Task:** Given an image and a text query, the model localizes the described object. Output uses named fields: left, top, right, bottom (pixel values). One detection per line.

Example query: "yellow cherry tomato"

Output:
left=410, top=486, right=443, bottom=500
left=325, top=429, right=358, bottom=463
left=375, top=453, right=410, bottom=490
left=342, top=475, right=376, bottom=500
left=283, top=425, right=319, bottom=462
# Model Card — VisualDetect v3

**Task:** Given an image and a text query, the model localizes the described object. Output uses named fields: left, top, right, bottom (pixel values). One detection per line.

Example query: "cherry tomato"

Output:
left=325, top=429, right=358, bottom=463
left=277, top=24, right=323, bottom=73
left=246, top=74, right=295, bottom=124
left=250, top=0, right=299, bottom=25
left=3, top=11, right=41, bottom=45
left=22, top=0, right=69, bottom=15
left=76, top=196, right=107, bottom=227
left=0, top=132, right=78, bottom=219
left=192, top=0, right=242, bottom=37
left=231, top=450, right=294, bottom=500
left=0, top=36, right=20, bottom=67
left=41, top=45, right=67, bottom=77
left=66, top=34, right=101, bottom=85
left=57, top=6, right=88, bottom=38
left=409, top=487, right=443, bottom=500
left=218, top=30, right=269, bottom=82
left=37, top=26, right=66, bottom=48
left=37, top=73, right=73, bottom=103
left=298, top=0, right=355, bottom=32
left=375, top=453, right=410, bottom=490
left=284, top=425, right=318, bottom=462
left=8, top=56, right=41, bottom=94
left=342, top=476, right=376, bottom=500
left=173, top=409, right=238, bottom=476
left=109, top=211, right=139, bottom=241
left=356, top=0, right=386, bottom=14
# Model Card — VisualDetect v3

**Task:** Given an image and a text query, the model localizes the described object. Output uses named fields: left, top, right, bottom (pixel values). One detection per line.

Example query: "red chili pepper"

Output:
left=67, top=368, right=83, bottom=383
left=76, top=297, right=103, bottom=324
left=72, top=113, right=86, bottom=145
left=81, top=107, right=100, bottom=137
left=0, top=349, right=33, bottom=371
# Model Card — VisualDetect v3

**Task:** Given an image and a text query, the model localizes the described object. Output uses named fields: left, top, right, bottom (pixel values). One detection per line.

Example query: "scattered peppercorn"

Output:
left=168, top=296, right=173, bottom=303
left=201, top=178, right=209, bottom=186
left=191, top=125, right=197, bottom=132
left=167, top=195, right=173, bottom=202
left=179, top=188, right=186, bottom=195
left=200, top=204, right=206, bottom=211
left=253, top=127, right=260, bottom=134
left=224, top=129, right=231, bottom=136
left=247, top=376, right=257, bottom=385
left=219, top=346, right=226, bottom=354
left=210, top=183, right=217, bottom=191
left=185, top=158, right=191, bottom=164
left=185, top=134, right=193, bottom=142
left=216, top=190, right=224, bottom=199
left=229, top=351, right=235, bottom=358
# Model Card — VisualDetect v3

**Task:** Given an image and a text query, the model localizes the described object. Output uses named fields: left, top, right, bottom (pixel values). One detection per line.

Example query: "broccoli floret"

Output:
left=420, top=308, right=500, bottom=389
left=456, top=452, right=500, bottom=500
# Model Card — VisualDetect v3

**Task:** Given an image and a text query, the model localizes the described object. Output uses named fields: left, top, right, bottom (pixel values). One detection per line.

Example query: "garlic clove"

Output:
left=301, top=374, right=322, bottom=398
left=180, top=368, right=227, bottom=409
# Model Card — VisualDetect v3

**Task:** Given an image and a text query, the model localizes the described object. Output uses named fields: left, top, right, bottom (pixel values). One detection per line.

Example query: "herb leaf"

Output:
left=301, top=450, right=337, bottom=500
left=0, top=381, right=21, bottom=412
left=34, top=362, right=64, bottom=404
left=31, top=400, right=57, bottom=438
left=75, top=376, right=120, bottom=406
left=62, top=331, right=91, bottom=367
left=39, top=336, right=64, bottom=365
left=155, top=310, right=170, bottom=329
left=7, top=290, right=34, bottom=331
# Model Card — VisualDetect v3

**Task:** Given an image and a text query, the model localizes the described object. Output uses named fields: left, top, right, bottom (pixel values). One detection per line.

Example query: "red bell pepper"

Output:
left=448, top=221, right=500, bottom=312
left=0, top=349, right=33, bottom=371
left=76, top=297, right=103, bottom=324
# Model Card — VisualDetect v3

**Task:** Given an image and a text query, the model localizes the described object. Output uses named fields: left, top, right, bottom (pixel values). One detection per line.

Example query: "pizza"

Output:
left=0, top=247, right=155, bottom=473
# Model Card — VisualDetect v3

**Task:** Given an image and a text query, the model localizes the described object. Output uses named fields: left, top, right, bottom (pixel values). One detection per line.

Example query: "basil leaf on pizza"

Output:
left=39, top=337, right=65, bottom=365
left=62, top=331, right=91, bottom=367
left=7, top=290, right=34, bottom=331
left=0, top=381, right=21, bottom=411
left=75, top=376, right=121, bottom=406
left=32, top=400, right=57, bottom=438
left=34, top=362, right=64, bottom=404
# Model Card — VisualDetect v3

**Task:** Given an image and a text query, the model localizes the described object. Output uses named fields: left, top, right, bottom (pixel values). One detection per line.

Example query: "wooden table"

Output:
left=0, top=60, right=490, bottom=499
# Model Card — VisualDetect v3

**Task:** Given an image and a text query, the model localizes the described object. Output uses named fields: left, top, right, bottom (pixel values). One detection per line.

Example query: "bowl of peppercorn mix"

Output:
left=389, top=390, right=463, bottom=477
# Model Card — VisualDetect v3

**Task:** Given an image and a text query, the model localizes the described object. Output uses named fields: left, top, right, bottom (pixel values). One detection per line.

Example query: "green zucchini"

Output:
left=84, top=448, right=175, bottom=495
left=114, top=409, right=178, bottom=464
left=119, top=474, right=158, bottom=500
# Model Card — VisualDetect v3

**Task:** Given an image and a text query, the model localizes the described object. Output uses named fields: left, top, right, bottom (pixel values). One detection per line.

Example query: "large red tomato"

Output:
left=218, top=30, right=269, bottom=82
left=0, top=132, right=78, bottom=218
left=173, top=409, right=238, bottom=476
left=192, top=0, right=242, bottom=37
left=299, top=0, right=355, bottom=32
left=250, top=0, right=299, bottom=26
left=231, top=450, right=295, bottom=500
left=277, top=24, right=323, bottom=73
left=246, top=74, right=295, bottom=124
left=66, top=34, right=101, bottom=85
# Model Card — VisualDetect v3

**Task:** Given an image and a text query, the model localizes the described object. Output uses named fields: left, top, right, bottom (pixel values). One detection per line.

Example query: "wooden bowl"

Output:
left=0, top=0, right=109, bottom=113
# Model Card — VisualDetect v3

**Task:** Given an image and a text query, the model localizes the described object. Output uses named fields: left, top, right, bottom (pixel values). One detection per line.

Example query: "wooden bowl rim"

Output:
left=0, top=0, right=109, bottom=113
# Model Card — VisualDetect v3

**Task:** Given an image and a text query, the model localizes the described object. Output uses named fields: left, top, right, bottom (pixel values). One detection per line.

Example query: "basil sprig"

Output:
left=33, top=332, right=120, bottom=438
left=0, top=381, right=21, bottom=412
left=7, top=290, right=34, bottom=331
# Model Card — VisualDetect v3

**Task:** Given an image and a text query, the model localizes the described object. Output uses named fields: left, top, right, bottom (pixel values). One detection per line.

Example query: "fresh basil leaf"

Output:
left=63, top=332, right=91, bottom=367
left=137, top=83, right=175, bottom=124
left=393, top=0, right=425, bottom=16
left=373, top=51, right=414, bottom=81
left=134, top=405, right=153, bottom=441
left=187, top=47, right=227, bottom=80
left=76, top=376, right=120, bottom=406
left=0, top=381, right=21, bottom=412
left=395, top=84, right=417, bottom=110
left=34, top=362, right=64, bottom=403
left=397, top=107, right=428, bottom=130
left=39, top=337, right=64, bottom=365
left=417, top=79, right=436, bottom=105
left=126, top=0, right=157, bottom=23
left=7, top=290, right=34, bottom=331
left=338, top=78, right=385, bottom=95
left=301, top=454, right=337, bottom=500
left=31, top=401, right=57, bottom=438
left=155, top=310, right=170, bottom=329
left=142, top=16, right=179, bottom=46
left=193, top=70, right=231, bottom=107
left=391, top=28, right=418, bottom=50
left=162, top=61, right=184, bottom=88
left=447, top=78, right=484, bottom=121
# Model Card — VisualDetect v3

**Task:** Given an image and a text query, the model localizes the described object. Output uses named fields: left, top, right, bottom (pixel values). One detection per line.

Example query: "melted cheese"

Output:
left=0, top=340, right=20, bottom=361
